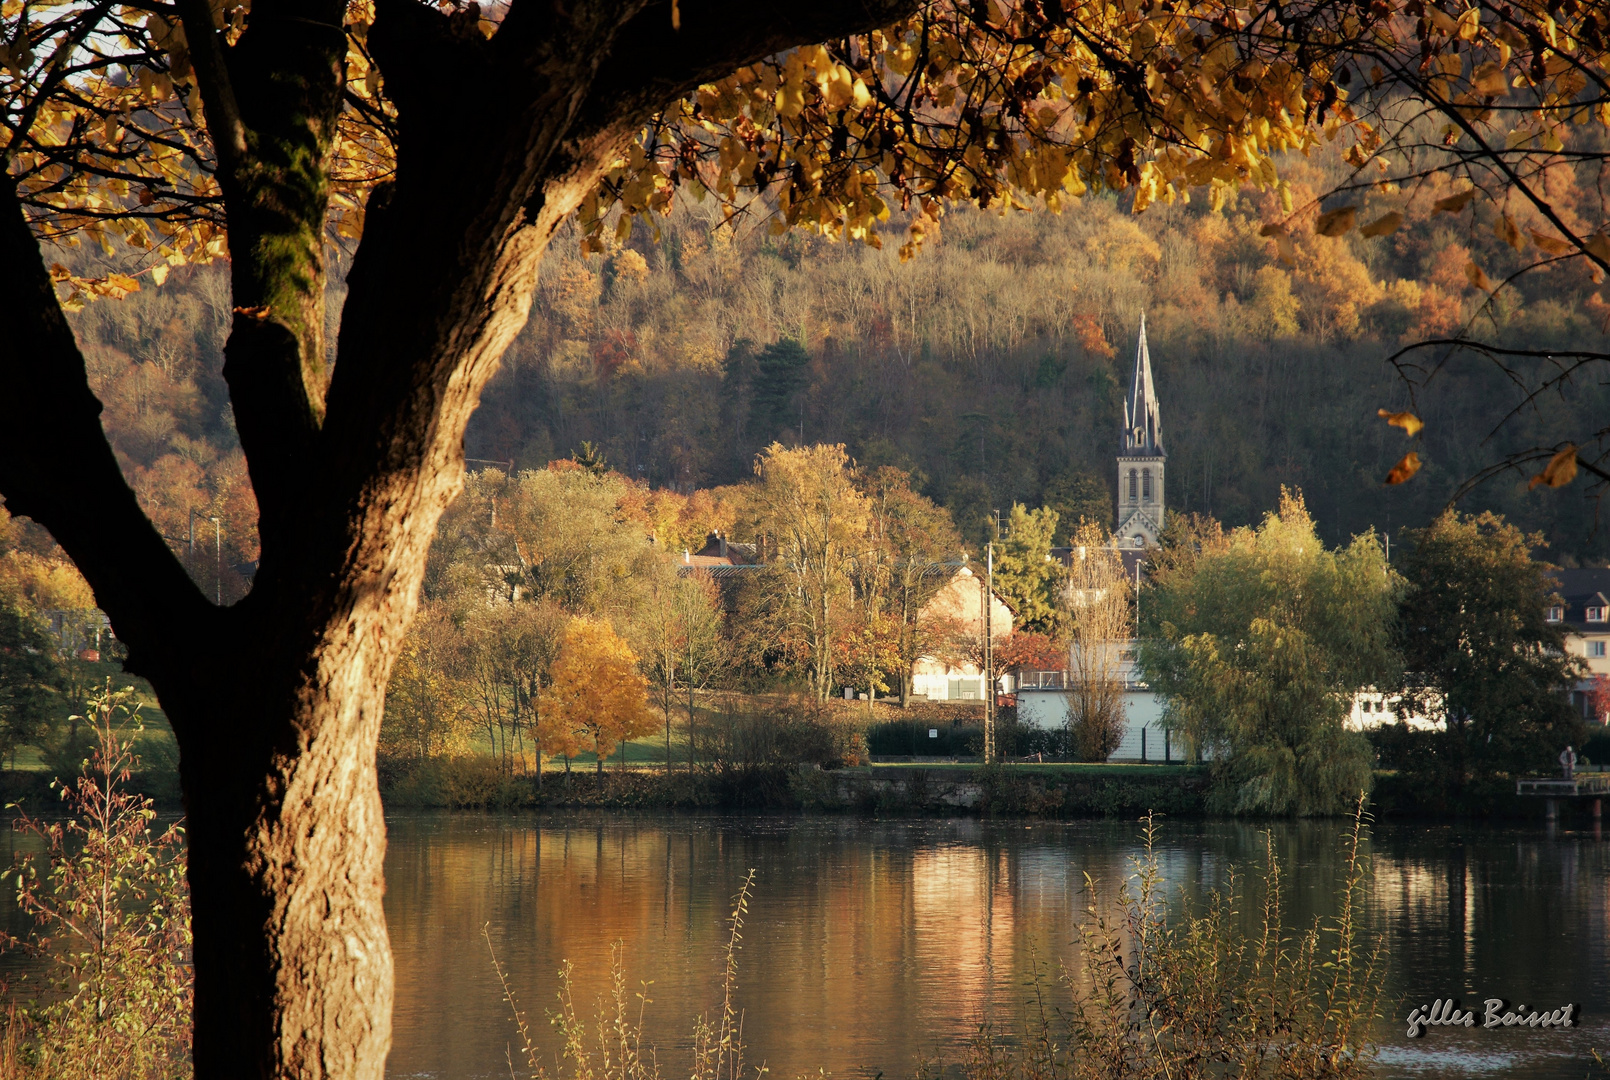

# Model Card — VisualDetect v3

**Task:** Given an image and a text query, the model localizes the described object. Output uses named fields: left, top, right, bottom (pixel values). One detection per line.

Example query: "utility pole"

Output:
left=984, top=541, right=995, bottom=765
left=210, top=516, right=221, bottom=605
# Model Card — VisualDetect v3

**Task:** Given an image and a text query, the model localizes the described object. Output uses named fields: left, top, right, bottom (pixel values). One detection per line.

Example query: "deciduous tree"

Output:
left=1140, top=491, right=1398, bottom=814
left=1396, top=509, right=1584, bottom=788
left=544, top=616, right=655, bottom=775
left=1065, top=522, right=1130, bottom=762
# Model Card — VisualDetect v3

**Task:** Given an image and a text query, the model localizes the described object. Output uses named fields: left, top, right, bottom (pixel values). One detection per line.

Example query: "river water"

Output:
left=383, top=812, right=1609, bottom=1080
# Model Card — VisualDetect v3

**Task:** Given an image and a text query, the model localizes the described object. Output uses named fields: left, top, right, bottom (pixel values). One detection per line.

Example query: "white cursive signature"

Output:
left=1406, top=999, right=1577, bottom=1037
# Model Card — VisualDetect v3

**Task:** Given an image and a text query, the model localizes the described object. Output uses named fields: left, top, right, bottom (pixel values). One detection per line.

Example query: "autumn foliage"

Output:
left=542, top=617, right=656, bottom=775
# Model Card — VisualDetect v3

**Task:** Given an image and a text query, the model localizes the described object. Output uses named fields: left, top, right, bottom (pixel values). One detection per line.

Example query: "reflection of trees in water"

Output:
left=379, top=817, right=1610, bottom=1079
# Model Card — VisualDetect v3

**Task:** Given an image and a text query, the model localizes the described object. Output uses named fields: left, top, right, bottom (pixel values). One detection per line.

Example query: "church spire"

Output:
left=1122, top=313, right=1163, bottom=457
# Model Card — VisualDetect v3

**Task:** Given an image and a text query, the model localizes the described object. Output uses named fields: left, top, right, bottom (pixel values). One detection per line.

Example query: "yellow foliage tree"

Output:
left=542, top=618, right=655, bottom=776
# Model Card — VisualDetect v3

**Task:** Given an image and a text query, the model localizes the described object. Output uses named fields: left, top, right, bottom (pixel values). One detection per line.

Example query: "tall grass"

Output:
left=0, top=687, right=191, bottom=1080
left=487, top=870, right=758, bottom=1080
left=968, top=805, right=1382, bottom=1080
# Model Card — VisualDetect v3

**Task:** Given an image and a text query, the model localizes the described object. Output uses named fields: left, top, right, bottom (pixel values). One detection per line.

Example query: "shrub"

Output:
left=969, top=805, right=1382, bottom=1080
left=0, top=687, right=191, bottom=1080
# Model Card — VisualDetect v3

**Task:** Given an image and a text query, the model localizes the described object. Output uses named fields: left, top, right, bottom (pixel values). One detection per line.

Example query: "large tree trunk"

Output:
left=174, top=648, right=392, bottom=1078
left=0, top=1, right=917, bottom=1076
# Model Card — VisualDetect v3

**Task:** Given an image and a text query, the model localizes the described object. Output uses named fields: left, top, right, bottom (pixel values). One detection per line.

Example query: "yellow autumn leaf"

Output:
left=1360, top=211, right=1402, bottom=237
left=1471, top=62, right=1508, bottom=96
left=1587, top=234, right=1610, bottom=263
left=149, top=264, right=169, bottom=286
left=1529, top=445, right=1578, bottom=490
left=1314, top=205, right=1356, bottom=237
left=1384, top=452, right=1422, bottom=485
left=1426, top=6, right=1459, bottom=34
left=1377, top=409, right=1424, bottom=437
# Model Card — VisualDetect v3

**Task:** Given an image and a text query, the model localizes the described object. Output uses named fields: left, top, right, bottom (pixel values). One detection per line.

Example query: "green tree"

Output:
left=0, top=595, right=62, bottom=765
left=748, top=340, right=811, bottom=447
left=992, top=504, right=1064, bottom=635
left=1396, top=510, right=1584, bottom=791
left=1141, top=492, right=1398, bottom=815
left=1042, top=470, right=1113, bottom=543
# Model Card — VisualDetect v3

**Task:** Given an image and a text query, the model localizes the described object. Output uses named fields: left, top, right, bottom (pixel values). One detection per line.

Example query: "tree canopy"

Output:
left=1140, top=491, right=1399, bottom=814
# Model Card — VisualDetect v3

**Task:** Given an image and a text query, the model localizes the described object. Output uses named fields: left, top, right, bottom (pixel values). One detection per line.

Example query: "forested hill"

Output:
left=34, top=142, right=1610, bottom=576
left=463, top=145, right=1610, bottom=560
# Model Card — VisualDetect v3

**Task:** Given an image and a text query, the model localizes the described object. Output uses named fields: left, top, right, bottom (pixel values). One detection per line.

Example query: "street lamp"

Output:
left=210, top=516, right=221, bottom=605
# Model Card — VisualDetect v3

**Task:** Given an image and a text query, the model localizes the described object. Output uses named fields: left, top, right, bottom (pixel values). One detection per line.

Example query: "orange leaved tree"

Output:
left=543, top=617, right=655, bottom=776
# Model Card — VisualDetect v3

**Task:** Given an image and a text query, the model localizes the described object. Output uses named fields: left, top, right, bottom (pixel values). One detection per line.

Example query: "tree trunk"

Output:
left=174, top=655, right=392, bottom=1079
left=0, top=1, right=920, bottom=1075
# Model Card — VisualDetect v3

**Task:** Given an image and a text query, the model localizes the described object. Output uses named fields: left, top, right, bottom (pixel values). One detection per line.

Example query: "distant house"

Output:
left=1546, top=567, right=1610, bottom=722
left=911, top=564, right=1014, bottom=702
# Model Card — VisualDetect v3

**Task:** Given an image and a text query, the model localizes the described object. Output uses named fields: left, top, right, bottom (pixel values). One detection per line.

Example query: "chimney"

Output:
left=719, top=532, right=728, bottom=559
left=683, top=549, right=690, bottom=564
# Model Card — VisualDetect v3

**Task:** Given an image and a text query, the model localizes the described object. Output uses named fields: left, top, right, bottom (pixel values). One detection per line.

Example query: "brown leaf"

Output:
left=1494, top=214, right=1522, bottom=250
left=1464, top=260, right=1494, bottom=291
left=1258, top=222, right=1287, bottom=237
left=1314, top=206, right=1356, bottom=237
left=1360, top=211, right=1402, bottom=237
left=1432, top=189, right=1476, bottom=215
left=1377, top=408, right=1424, bottom=437
left=1529, top=229, right=1572, bottom=255
left=1529, top=445, right=1578, bottom=490
left=1587, top=233, right=1610, bottom=263
left=1384, top=452, right=1422, bottom=485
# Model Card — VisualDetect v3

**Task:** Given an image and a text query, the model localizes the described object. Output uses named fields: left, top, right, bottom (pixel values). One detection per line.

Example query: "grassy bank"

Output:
left=375, top=756, right=1213, bottom=817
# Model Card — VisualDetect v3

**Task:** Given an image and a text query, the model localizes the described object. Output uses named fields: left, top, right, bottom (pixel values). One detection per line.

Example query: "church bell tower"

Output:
left=1116, top=315, right=1165, bottom=548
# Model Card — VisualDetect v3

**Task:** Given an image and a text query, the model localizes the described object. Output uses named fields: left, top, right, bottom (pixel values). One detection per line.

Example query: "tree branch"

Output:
left=0, top=179, right=214, bottom=677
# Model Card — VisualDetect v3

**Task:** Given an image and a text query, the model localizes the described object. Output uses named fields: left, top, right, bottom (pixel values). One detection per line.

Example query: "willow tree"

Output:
left=3, top=0, right=1609, bottom=1074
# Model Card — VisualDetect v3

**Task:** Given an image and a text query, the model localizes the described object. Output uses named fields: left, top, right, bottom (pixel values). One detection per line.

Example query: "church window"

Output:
left=1128, top=469, right=1138, bottom=500
left=1142, top=469, right=1153, bottom=501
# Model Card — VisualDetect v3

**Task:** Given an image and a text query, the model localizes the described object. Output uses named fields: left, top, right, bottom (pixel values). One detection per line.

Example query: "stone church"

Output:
left=1115, top=315, right=1165, bottom=548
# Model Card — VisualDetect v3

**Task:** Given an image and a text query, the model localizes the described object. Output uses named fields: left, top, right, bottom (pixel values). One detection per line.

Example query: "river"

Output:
left=383, top=812, right=1609, bottom=1080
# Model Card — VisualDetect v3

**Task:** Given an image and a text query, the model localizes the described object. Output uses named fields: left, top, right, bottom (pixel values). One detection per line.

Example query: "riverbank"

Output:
left=377, top=757, right=1213, bottom=816
left=2, top=757, right=1594, bottom=824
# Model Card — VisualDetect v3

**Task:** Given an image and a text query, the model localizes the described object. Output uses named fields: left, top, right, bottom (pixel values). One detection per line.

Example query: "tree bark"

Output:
left=1, top=0, right=919, bottom=1076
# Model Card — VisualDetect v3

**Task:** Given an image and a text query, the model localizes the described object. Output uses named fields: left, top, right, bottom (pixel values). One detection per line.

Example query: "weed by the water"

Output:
left=968, top=803, right=1382, bottom=1080
left=487, top=869, right=759, bottom=1080
left=0, top=686, right=191, bottom=1080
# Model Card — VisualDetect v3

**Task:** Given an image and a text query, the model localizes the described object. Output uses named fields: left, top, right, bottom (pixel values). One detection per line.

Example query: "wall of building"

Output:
left=1017, top=688, right=1180, bottom=762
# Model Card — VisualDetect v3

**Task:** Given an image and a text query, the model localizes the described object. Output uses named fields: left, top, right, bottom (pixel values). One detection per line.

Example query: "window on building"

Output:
left=1546, top=605, right=1565, bottom=622
left=1142, top=468, right=1153, bottom=501
left=1128, top=469, right=1138, bottom=500
left=1591, top=641, right=1608, bottom=658
left=1587, top=605, right=1607, bottom=623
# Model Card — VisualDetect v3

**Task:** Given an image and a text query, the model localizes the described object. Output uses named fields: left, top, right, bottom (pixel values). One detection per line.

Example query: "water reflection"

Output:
left=383, top=814, right=1609, bottom=1080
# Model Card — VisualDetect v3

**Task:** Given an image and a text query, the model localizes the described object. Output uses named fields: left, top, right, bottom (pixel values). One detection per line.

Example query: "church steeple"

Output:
left=1115, top=315, right=1165, bottom=548
left=1122, top=313, right=1164, bottom=457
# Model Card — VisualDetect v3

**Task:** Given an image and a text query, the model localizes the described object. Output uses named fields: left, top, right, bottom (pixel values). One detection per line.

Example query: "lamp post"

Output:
left=983, top=540, right=995, bottom=765
left=210, top=516, right=221, bottom=605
